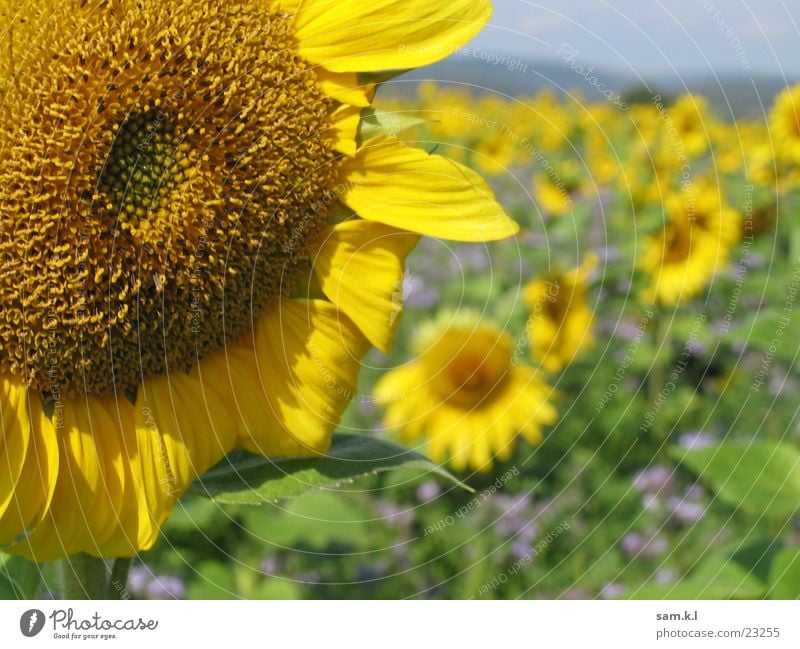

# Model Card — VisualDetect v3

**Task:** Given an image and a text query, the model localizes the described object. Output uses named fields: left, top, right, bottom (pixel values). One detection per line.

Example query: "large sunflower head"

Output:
left=0, top=0, right=340, bottom=397
left=0, top=0, right=517, bottom=560
left=374, top=313, right=557, bottom=472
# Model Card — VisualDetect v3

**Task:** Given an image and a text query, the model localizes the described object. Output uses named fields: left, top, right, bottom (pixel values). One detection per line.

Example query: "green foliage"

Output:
left=190, top=433, right=467, bottom=505
left=357, top=107, right=427, bottom=145
left=0, top=554, right=42, bottom=600
left=125, top=88, right=800, bottom=602
left=672, top=441, right=800, bottom=519
left=634, top=557, right=766, bottom=599
left=767, top=548, right=800, bottom=599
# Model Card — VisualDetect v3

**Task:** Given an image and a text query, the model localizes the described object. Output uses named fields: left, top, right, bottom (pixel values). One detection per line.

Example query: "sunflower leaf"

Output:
left=0, top=553, right=42, bottom=600
left=767, top=547, right=800, bottom=598
left=670, top=440, right=800, bottom=519
left=189, top=433, right=470, bottom=505
left=357, top=107, right=426, bottom=145
left=631, top=557, right=766, bottom=599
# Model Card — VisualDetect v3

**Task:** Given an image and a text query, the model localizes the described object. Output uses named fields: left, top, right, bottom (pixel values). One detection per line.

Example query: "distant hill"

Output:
left=378, top=57, right=795, bottom=120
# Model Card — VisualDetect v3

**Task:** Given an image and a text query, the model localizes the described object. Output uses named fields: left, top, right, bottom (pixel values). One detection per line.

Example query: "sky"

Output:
left=465, top=0, right=800, bottom=81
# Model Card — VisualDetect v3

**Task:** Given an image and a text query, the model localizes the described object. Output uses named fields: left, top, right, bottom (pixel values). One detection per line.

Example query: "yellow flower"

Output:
left=375, top=315, right=557, bottom=472
left=639, top=222, right=726, bottom=306
left=472, top=131, right=517, bottom=177
left=667, top=180, right=741, bottom=246
left=0, top=0, right=516, bottom=560
left=670, top=95, right=712, bottom=158
left=770, top=83, right=800, bottom=164
left=523, top=254, right=598, bottom=372
left=533, top=159, right=587, bottom=216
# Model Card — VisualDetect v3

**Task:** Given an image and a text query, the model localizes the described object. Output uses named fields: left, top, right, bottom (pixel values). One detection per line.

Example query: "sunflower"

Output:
left=532, top=159, right=586, bottom=216
left=637, top=182, right=737, bottom=306
left=374, top=315, right=556, bottom=472
left=639, top=221, right=726, bottom=306
left=0, top=0, right=517, bottom=561
left=770, top=83, right=800, bottom=164
left=666, top=180, right=741, bottom=246
left=523, top=254, right=597, bottom=372
left=670, top=94, right=711, bottom=159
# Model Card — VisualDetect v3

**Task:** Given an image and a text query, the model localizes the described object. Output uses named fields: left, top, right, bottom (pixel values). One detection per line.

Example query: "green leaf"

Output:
left=190, top=433, right=468, bottom=505
left=728, top=309, right=800, bottom=366
left=357, top=70, right=411, bottom=87
left=731, top=538, right=784, bottom=584
left=632, top=558, right=766, bottom=599
left=240, top=492, right=374, bottom=550
left=671, top=440, right=800, bottom=519
left=357, top=107, right=426, bottom=145
left=251, top=579, right=302, bottom=600
left=0, top=553, right=43, bottom=600
left=767, top=547, right=800, bottom=599
left=185, top=561, right=237, bottom=600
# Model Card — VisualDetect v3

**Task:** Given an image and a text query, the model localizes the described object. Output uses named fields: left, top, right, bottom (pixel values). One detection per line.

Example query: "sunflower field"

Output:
left=8, top=80, right=795, bottom=602
left=1, top=0, right=800, bottom=604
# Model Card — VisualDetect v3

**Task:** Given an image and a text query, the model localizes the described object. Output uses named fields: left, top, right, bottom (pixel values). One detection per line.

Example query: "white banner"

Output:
left=1, top=600, right=799, bottom=648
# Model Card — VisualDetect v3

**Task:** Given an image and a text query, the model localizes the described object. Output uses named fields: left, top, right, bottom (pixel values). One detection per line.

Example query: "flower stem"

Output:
left=648, top=305, right=668, bottom=446
left=61, top=554, right=109, bottom=600
left=109, top=558, right=133, bottom=600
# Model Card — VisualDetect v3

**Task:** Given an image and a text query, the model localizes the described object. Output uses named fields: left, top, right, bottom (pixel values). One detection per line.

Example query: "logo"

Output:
left=20, top=609, right=45, bottom=637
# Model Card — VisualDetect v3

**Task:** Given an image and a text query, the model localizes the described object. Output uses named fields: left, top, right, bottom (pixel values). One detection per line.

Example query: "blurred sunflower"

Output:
left=0, top=0, right=516, bottom=560
left=770, top=83, right=800, bottom=164
left=670, top=95, right=711, bottom=158
left=523, top=254, right=598, bottom=372
left=666, top=180, right=741, bottom=246
left=533, top=159, right=586, bottom=216
left=639, top=222, right=725, bottom=306
left=374, top=315, right=557, bottom=472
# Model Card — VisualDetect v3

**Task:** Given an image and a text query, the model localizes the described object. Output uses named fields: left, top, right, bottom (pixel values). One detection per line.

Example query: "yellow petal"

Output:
left=0, top=378, right=32, bottom=519
left=338, top=136, right=518, bottom=242
left=330, top=104, right=361, bottom=157
left=115, top=398, right=163, bottom=553
left=314, top=220, right=419, bottom=352
left=373, top=363, right=430, bottom=441
left=6, top=397, right=127, bottom=560
left=234, top=298, right=370, bottom=457
left=316, top=69, right=375, bottom=107
left=0, top=382, right=58, bottom=548
left=14, top=396, right=157, bottom=560
left=295, top=0, right=491, bottom=72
